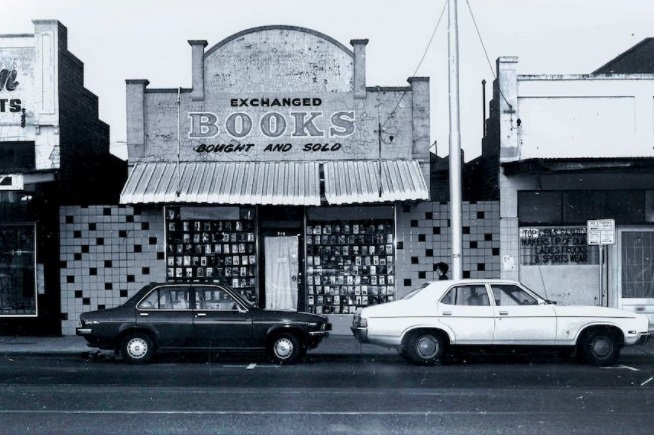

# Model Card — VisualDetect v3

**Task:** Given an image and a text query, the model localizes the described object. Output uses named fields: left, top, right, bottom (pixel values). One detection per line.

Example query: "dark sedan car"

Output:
left=77, top=283, right=331, bottom=364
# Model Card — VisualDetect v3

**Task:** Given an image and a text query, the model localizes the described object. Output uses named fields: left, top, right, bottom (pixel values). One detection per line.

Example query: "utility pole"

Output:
left=448, top=0, right=463, bottom=279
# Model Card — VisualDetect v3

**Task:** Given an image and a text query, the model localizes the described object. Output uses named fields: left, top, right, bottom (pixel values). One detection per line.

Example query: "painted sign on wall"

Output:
left=0, top=68, right=23, bottom=114
left=142, top=90, right=409, bottom=162
left=519, top=227, right=599, bottom=265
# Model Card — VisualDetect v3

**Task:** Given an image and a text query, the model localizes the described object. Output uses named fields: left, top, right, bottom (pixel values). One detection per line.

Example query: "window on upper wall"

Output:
left=519, top=190, right=654, bottom=225
left=606, top=191, right=645, bottom=224
left=518, top=191, right=561, bottom=224
left=562, top=191, right=604, bottom=224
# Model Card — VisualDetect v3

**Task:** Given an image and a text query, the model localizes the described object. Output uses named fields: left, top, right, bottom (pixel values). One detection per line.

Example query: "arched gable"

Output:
left=203, top=25, right=354, bottom=93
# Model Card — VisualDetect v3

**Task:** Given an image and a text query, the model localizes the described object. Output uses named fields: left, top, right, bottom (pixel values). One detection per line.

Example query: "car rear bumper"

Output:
left=351, top=326, right=368, bottom=343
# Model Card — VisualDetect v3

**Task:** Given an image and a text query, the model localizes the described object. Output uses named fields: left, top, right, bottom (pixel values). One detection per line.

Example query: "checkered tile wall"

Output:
left=59, top=206, right=165, bottom=335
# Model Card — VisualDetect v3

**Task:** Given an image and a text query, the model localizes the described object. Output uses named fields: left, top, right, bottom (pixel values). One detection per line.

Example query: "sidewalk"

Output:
left=0, top=334, right=652, bottom=358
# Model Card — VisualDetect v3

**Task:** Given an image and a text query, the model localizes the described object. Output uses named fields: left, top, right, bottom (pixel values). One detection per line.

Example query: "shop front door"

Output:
left=617, top=228, right=654, bottom=326
left=264, top=236, right=299, bottom=311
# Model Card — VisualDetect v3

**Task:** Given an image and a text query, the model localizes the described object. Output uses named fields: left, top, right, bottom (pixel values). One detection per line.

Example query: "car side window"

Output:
left=138, top=287, right=191, bottom=310
left=440, top=285, right=490, bottom=306
left=490, top=284, right=537, bottom=306
left=196, top=287, right=239, bottom=311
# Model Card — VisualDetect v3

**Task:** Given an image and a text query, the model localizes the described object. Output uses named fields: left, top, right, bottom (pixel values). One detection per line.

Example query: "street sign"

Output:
left=587, top=219, right=615, bottom=245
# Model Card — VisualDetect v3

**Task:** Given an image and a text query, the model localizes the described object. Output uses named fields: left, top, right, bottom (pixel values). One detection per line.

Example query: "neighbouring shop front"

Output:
left=120, top=26, right=431, bottom=320
left=1, top=21, right=124, bottom=335
left=502, top=161, right=654, bottom=327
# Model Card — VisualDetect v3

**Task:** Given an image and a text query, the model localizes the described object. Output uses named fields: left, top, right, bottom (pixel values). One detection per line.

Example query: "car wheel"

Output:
left=580, top=330, right=620, bottom=366
left=269, top=333, right=302, bottom=365
left=121, top=332, right=155, bottom=364
left=406, top=331, right=445, bottom=365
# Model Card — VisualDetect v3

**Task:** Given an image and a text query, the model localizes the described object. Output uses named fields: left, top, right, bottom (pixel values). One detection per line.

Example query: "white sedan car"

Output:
left=351, top=279, right=650, bottom=366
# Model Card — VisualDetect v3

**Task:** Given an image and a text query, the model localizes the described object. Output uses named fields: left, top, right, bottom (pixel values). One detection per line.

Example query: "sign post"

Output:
left=587, top=219, right=615, bottom=306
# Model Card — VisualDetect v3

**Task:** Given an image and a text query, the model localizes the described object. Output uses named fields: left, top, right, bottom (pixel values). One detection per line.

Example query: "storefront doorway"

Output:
left=264, top=236, right=299, bottom=310
left=616, top=228, right=654, bottom=326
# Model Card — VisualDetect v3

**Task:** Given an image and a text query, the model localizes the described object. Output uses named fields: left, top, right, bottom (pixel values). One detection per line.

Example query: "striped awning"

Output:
left=323, top=160, right=429, bottom=204
left=120, top=160, right=429, bottom=206
left=120, top=161, right=321, bottom=205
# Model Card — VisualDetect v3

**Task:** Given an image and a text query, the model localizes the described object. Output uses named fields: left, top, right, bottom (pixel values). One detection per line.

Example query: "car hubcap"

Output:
left=274, top=338, right=293, bottom=359
left=127, top=337, right=148, bottom=359
left=416, top=336, right=438, bottom=359
left=591, top=337, right=611, bottom=358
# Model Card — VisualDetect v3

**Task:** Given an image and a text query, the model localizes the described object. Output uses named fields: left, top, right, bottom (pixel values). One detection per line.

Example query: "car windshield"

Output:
left=401, top=283, right=430, bottom=300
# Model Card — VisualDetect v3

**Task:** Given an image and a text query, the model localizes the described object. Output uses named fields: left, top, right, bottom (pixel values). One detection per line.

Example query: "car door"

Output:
left=489, top=283, right=557, bottom=345
left=192, top=285, right=254, bottom=349
left=437, top=284, right=495, bottom=344
left=136, top=285, right=194, bottom=348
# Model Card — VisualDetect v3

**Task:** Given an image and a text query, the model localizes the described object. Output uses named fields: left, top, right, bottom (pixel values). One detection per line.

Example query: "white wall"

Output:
left=516, top=75, right=654, bottom=159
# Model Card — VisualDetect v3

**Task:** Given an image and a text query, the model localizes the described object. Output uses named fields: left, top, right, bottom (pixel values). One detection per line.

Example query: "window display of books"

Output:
left=305, top=220, right=395, bottom=314
left=165, top=207, right=257, bottom=303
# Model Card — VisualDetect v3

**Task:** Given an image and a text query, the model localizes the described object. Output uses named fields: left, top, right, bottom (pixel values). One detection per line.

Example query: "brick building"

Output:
left=0, top=20, right=125, bottom=335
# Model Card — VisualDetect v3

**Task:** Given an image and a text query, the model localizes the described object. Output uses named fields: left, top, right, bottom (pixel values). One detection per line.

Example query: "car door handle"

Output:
left=196, top=312, right=207, bottom=317
left=499, top=311, right=508, bottom=316
left=139, top=312, right=149, bottom=317
left=442, top=311, right=452, bottom=316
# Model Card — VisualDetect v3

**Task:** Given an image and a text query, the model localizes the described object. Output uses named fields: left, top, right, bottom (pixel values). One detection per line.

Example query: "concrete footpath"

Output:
left=1, top=334, right=652, bottom=359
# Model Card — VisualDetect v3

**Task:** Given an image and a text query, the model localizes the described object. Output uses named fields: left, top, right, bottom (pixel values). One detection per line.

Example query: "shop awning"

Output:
left=323, top=160, right=429, bottom=204
left=120, top=160, right=429, bottom=206
left=120, top=161, right=321, bottom=205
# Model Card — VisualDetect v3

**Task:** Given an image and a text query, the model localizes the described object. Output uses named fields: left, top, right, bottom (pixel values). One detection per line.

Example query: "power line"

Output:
left=381, top=0, right=448, bottom=131
left=464, top=0, right=513, bottom=112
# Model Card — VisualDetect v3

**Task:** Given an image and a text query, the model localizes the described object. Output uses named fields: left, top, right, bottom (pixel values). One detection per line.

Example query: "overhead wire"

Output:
left=464, top=0, right=514, bottom=114
left=380, top=0, right=448, bottom=131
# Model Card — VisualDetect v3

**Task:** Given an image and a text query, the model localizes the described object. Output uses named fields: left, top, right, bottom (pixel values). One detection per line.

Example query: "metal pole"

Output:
left=482, top=79, right=487, bottom=137
left=448, top=0, right=463, bottom=279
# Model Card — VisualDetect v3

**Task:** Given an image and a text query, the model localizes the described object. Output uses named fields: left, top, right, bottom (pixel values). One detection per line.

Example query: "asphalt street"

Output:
left=0, top=349, right=653, bottom=435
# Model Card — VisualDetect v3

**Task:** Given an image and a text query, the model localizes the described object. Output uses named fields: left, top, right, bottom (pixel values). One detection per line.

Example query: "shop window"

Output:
left=165, top=206, right=257, bottom=304
left=0, top=224, right=36, bottom=316
left=305, top=220, right=395, bottom=314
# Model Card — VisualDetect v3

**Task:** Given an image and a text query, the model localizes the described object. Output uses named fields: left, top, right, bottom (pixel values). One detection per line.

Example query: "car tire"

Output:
left=269, top=333, right=302, bottom=365
left=579, top=329, right=620, bottom=366
left=121, top=332, right=155, bottom=364
left=405, top=331, right=445, bottom=365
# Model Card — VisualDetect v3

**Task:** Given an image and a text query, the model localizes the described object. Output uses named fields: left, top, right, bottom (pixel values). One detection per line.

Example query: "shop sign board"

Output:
left=586, top=219, right=615, bottom=245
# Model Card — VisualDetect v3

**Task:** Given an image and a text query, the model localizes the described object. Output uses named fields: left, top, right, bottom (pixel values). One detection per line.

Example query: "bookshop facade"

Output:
left=120, top=26, right=431, bottom=315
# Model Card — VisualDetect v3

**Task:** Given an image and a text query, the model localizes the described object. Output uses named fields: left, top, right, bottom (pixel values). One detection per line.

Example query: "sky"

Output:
left=3, top=0, right=653, bottom=161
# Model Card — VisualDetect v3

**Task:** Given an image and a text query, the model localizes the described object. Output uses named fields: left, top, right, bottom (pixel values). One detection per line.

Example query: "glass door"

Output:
left=264, top=236, right=299, bottom=311
left=617, top=228, right=654, bottom=326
